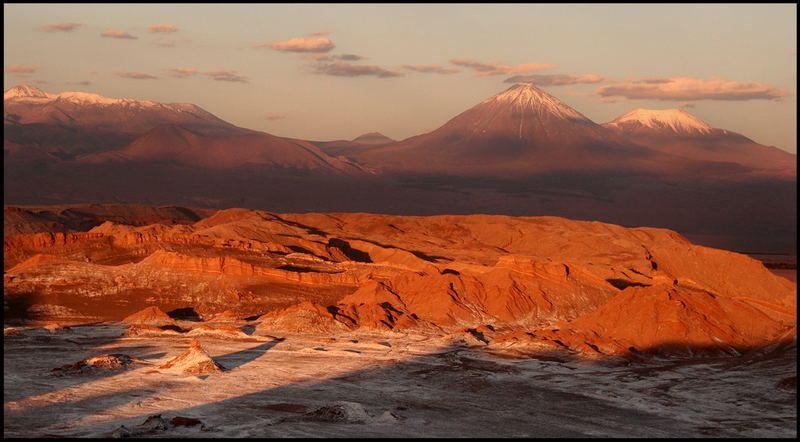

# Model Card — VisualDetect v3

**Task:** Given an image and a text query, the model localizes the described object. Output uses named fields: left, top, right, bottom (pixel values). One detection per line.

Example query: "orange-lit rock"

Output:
left=122, top=306, right=176, bottom=326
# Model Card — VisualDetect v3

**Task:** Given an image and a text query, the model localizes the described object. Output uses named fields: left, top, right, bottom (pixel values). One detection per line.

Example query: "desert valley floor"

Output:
left=4, top=323, right=796, bottom=438
left=3, top=204, right=797, bottom=438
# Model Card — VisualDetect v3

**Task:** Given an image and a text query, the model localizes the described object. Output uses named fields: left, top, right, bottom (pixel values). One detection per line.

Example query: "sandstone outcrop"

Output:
left=256, top=301, right=354, bottom=334
left=122, top=306, right=176, bottom=326
left=159, top=339, right=225, bottom=374
left=501, top=284, right=796, bottom=358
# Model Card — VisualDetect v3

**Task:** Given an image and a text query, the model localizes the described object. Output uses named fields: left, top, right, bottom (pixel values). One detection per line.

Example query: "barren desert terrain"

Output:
left=4, top=204, right=796, bottom=437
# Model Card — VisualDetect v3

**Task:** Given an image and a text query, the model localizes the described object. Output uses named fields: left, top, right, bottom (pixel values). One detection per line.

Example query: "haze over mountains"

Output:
left=3, top=83, right=796, bottom=253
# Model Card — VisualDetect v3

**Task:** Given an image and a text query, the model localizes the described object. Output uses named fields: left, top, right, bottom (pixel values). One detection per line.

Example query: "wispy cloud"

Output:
left=504, top=74, right=604, bottom=85
left=304, top=54, right=333, bottom=61
left=6, top=65, right=38, bottom=74
left=337, top=54, right=364, bottom=61
left=153, top=41, right=176, bottom=48
left=594, top=76, right=790, bottom=101
left=312, top=61, right=404, bottom=78
left=168, top=67, right=198, bottom=78
left=402, top=65, right=461, bottom=74
left=450, top=58, right=556, bottom=76
left=36, top=22, right=82, bottom=32
left=114, top=71, right=158, bottom=80
left=73, top=80, right=92, bottom=86
left=264, top=113, right=287, bottom=120
left=256, top=37, right=335, bottom=53
left=148, top=24, right=179, bottom=33
left=304, top=53, right=365, bottom=61
left=101, top=29, right=138, bottom=40
left=307, top=30, right=331, bottom=36
left=205, top=70, right=249, bottom=83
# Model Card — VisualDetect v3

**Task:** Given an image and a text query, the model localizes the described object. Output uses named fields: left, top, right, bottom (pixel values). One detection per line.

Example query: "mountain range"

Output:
left=3, top=83, right=796, bottom=253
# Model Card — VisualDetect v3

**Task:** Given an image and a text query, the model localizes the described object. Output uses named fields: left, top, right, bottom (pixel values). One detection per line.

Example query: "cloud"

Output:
left=622, top=77, right=671, bottom=84
left=307, top=30, right=331, bottom=36
left=264, top=113, right=287, bottom=120
left=337, top=54, right=364, bottom=61
left=304, top=54, right=333, bottom=61
left=36, top=22, right=82, bottom=32
left=504, top=74, right=604, bottom=86
left=148, top=24, right=179, bottom=33
left=6, top=65, right=38, bottom=74
left=204, top=70, right=249, bottom=83
left=678, top=101, right=696, bottom=109
left=449, top=58, right=556, bottom=76
left=73, top=81, right=92, bottom=86
left=114, top=71, right=158, bottom=80
left=255, top=37, right=335, bottom=53
left=101, top=29, right=138, bottom=39
left=153, top=41, right=176, bottom=48
left=304, top=53, right=364, bottom=61
left=402, top=65, right=461, bottom=74
left=168, top=67, right=198, bottom=78
left=594, top=76, right=790, bottom=101
left=312, top=61, right=404, bottom=78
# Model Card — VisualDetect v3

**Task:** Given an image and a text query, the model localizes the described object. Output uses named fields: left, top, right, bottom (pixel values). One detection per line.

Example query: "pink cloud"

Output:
left=594, top=76, right=790, bottom=101
left=148, top=24, right=179, bottom=33
left=255, top=37, right=335, bottom=53
left=204, top=70, right=248, bottom=83
left=168, top=67, right=198, bottom=78
left=101, top=29, right=138, bottom=40
left=450, top=58, right=556, bottom=76
left=153, top=41, right=176, bottom=48
left=504, top=74, right=604, bottom=85
left=312, top=61, right=404, bottom=78
left=264, top=113, right=287, bottom=120
left=307, top=30, right=331, bottom=36
left=36, top=22, right=82, bottom=32
left=6, top=65, right=38, bottom=74
left=402, top=65, right=461, bottom=74
left=114, top=71, right=158, bottom=80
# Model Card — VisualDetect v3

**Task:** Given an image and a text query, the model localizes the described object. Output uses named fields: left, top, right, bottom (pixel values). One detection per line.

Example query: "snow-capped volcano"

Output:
left=4, top=84, right=230, bottom=123
left=604, top=108, right=713, bottom=135
left=603, top=108, right=795, bottom=175
left=481, top=82, right=594, bottom=124
left=3, top=84, right=52, bottom=100
left=348, top=82, right=637, bottom=175
left=4, top=84, right=250, bottom=159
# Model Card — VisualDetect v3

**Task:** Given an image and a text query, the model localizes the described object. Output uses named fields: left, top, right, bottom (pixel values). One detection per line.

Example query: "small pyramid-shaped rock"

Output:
left=122, top=306, right=175, bottom=326
left=159, top=339, right=226, bottom=374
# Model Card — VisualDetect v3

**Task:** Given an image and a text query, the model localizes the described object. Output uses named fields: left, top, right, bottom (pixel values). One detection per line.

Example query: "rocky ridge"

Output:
left=3, top=205, right=795, bottom=359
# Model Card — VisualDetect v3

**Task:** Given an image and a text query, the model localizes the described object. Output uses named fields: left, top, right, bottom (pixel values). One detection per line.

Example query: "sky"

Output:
left=4, top=3, right=797, bottom=153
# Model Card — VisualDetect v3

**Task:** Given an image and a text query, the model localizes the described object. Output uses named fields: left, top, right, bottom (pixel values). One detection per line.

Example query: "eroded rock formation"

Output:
left=3, top=205, right=795, bottom=359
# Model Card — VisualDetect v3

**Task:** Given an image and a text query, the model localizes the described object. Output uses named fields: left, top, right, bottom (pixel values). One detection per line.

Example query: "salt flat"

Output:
left=4, top=322, right=796, bottom=438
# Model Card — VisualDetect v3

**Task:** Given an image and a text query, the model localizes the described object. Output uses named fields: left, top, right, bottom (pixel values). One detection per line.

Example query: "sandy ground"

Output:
left=4, top=322, right=796, bottom=438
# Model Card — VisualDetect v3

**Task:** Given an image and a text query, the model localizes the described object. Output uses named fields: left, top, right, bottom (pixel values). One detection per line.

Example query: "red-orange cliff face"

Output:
left=3, top=204, right=795, bottom=359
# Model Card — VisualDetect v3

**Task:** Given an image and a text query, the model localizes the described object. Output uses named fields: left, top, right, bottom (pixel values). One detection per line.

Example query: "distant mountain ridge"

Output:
left=3, top=83, right=795, bottom=254
left=4, top=84, right=248, bottom=159
left=340, top=83, right=794, bottom=177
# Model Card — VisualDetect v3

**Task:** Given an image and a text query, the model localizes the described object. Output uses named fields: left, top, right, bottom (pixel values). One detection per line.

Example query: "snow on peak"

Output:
left=4, top=84, right=52, bottom=100
left=5, top=84, right=203, bottom=113
left=56, top=91, right=151, bottom=106
left=607, top=108, right=713, bottom=134
left=484, top=82, right=591, bottom=122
